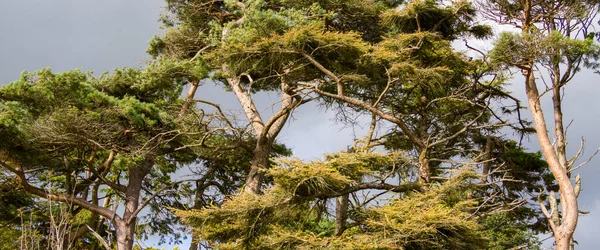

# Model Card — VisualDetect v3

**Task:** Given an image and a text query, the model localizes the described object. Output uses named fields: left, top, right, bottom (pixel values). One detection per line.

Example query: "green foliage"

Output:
left=1, top=0, right=563, bottom=248
left=94, top=57, right=209, bottom=103
left=0, top=173, right=43, bottom=249
left=156, top=1, right=545, bottom=249
left=270, top=152, right=407, bottom=197
left=358, top=172, right=486, bottom=250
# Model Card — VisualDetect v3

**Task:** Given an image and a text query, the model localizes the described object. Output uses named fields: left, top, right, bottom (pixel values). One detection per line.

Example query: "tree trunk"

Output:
left=189, top=234, right=201, bottom=250
left=178, top=80, right=200, bottom=119
left=114, top=157, right=154, bottom=250
left=188, top=169, right=216, bottom=250
left=418, top=149, right=430, bottom=184
left=335, top=194, right=349, bottom=236
left=524, top=69, right=578, bottom=250
left=481, top=136, right=494, bottom=183
left=114, top=218, right=136, bottom=250
left=244, top=140, right=271, bottom=194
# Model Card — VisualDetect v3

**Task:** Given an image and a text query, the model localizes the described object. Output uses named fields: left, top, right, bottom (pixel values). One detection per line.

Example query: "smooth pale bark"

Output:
left=523, top=70, right=577, bottom=249
left=178, top=81, right=200, bottom=119
left=226, top=74, right=298, bottom=194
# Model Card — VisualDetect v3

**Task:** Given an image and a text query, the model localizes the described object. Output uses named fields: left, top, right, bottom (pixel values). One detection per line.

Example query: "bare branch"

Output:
left=308, top=85, right=426, bottom=149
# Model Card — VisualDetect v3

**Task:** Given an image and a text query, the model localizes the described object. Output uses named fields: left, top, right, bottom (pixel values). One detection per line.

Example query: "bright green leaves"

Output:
left=0, top=65, right=195, bottom=170
left=0, top=70, right=95, bottom=116
left=270, top=152, right=407, bottom=197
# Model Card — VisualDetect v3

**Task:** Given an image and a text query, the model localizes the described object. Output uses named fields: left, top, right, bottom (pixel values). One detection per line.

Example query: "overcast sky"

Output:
left=1, top=1, right=599, bottom=249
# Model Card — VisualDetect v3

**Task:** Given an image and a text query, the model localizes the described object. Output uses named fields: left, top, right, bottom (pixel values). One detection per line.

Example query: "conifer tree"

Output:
left=0, top=60, right=210, bottom=250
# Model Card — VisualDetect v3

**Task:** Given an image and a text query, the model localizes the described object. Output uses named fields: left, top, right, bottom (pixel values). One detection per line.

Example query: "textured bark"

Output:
left=114, top=218, right=135, bottom=250
left=114, top=157, right=154, bottom=250
left=335, top=194, right=349, bottom=236
left=418, top=149, right=430, bottom=184
left=245, top=141, right=270, bottom=194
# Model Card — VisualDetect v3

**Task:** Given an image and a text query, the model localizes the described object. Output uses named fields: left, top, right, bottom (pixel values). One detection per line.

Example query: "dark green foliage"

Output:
left=0, top=66, right=208, bottom=247
left=382, top=0, right=492, bottom=39
left=481, top=212, right=541, bottom=250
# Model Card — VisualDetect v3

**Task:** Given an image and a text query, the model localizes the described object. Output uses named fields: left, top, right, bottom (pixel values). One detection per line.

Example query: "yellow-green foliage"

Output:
left=270, top=151, right=405, bottom=197
left=360, top=172, right=485, bottom=249
left=175, top=186, right=304, bottom=249
left=254, top=172, right=487, bottom=250
left=177, top=153, right=488, bottom=249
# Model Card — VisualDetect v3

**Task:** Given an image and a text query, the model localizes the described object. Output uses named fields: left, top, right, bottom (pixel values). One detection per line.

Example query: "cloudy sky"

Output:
left=1, top=1, right=599, bottom=249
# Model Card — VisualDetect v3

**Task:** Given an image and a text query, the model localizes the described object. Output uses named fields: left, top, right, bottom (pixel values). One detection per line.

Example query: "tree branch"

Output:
left=310, top=86, right=425, bottom=149
left=0, top=154, right=116, bottom=221
left=302, top=53, right=343, bottom=96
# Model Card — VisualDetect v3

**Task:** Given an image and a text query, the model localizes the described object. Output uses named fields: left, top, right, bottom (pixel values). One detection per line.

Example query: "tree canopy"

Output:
left=2, top=0, right=598, bottom=249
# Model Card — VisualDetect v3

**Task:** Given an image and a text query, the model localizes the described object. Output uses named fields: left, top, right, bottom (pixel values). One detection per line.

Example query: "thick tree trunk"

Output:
left=227, top=74, right=298, bottom=194
left=114, top=218, right=136, bottom=250
left=114, top=157, right=153, bottom=250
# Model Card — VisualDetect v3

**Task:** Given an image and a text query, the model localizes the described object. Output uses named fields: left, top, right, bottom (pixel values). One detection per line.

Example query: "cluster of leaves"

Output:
left=491, top=30, right=600, bottom=71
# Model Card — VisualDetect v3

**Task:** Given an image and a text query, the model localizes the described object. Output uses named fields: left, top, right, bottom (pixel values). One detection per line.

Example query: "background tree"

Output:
left=0, top=61, right=209, bottom=250
left=0, top=172, right=46, bottom=249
